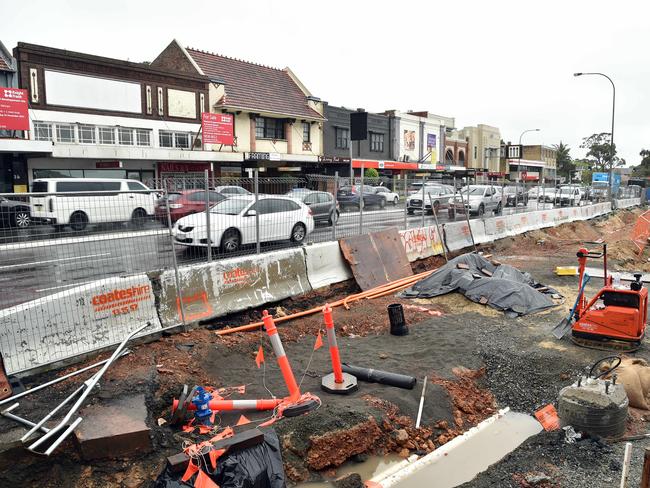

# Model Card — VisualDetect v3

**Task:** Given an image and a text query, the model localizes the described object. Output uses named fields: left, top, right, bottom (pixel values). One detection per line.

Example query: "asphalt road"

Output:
left=0, top=200, right=564, bottom=309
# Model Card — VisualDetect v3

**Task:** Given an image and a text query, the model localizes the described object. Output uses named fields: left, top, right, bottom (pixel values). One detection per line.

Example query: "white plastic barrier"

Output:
left=444, top=221, right=475, bottom=251
left=616, top=198, right=641, bottom=209
left=399, top=225, right=445, bottom=261
left=304, top=242, right=353, bottom=289
left=469, top=219, right=489, bottom=244
left=0, top=274, right=161, bottom=374
left=157, top=248, right=312, bottom=328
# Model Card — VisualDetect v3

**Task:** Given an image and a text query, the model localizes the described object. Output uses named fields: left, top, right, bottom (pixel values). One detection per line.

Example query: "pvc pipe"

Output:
left=620, top=442, right=632, bottom=488
left=176, top=398, right=282, bottom=412
left=1, top=403, right=50, bottom=433
left=378, top=408, right=511, bottom=487
left=323, top=304, right=344, bottom=383
left=415, top=376, right=428, bottom=429
left=262, top=311, right=300, bottom=401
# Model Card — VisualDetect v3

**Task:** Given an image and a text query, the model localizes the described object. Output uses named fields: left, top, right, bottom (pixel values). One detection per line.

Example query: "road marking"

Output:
left=0, top=228, right=166, bottom=252
left=35, top=279, right=103, bottom=293
left=0, top=252, right=112, bottom=270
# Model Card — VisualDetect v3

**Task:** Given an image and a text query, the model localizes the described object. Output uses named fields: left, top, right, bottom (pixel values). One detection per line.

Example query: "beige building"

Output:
left=152, top=40, right=325, bottom=175
left=455, top=124, right=501, bottom=174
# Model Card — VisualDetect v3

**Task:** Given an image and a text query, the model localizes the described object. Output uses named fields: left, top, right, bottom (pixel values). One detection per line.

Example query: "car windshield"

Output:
left=287, top=188, right=310, bottom=196
left=210, top=198, right=250, bottom=215
left=503, top=187, right=517, bottom=194
left=464, top=187, right=486, bottom=196
left=559, top=187, right=577, bottom=194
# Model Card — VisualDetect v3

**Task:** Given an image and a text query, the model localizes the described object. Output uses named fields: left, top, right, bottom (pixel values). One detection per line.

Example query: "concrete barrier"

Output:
left=304, top=242, right=353, bottom=289
left=444, top=221, right=475, bottom=251
left=0, top=274, right=160, bottom=375
left=469, top=219, right=489, bottom=244
left=399, top=225, right=445, bottom=261
left=157, top=248, right=312, bottom=328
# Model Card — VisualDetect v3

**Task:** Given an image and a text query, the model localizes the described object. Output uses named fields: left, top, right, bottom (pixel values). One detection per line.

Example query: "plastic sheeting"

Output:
left=401, top=253, right=560, bottom=317
left=154, top=430, right=285, bottom=488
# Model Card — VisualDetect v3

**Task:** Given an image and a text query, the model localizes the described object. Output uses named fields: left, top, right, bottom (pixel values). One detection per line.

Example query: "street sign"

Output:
left=245, top=152, right=281, bottom=161
left=592, top=172, right=609, bottom=182
left=201, top=112, right=234, bottom=145
left=0, top=87, right=29, bottom=131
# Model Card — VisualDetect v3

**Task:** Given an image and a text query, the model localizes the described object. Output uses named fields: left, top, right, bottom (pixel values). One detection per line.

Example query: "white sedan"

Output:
left=371, top=186, right=400, bottom=205
left=173, top=196, right=314, bottom=252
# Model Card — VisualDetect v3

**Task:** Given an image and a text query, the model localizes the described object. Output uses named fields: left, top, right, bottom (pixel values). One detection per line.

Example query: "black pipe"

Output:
left=341, top=363, right=417, bottom=390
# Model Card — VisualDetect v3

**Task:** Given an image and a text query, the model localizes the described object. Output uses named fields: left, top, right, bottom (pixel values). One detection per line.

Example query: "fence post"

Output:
left=331, top=171, right=338, bottom=241
left=403, top=173, right=408, bottom=230
left=163, top=181, right=187, bottom=332
left=359, top=161, right=364, bottom=235
left=453, top=176, right=458, bottom=221
left=420, top=174, right=426, bottom=229
left=204, top=169, right=212, bottom=263
left=254, top=169, right=260, bottom=255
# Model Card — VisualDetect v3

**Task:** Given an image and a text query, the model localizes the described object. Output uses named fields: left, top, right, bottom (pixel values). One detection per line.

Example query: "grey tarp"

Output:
left=401, top=253, right=561, bottom=317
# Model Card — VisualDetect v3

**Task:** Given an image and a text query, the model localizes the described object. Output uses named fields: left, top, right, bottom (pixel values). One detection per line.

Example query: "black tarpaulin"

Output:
left=401, top=253, right=560, bottom=317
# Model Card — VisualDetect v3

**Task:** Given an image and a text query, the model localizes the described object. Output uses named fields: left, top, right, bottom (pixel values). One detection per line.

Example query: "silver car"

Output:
left=448, top=185, right=503, bottom=217
left=406, top=184, right=455, bottom=214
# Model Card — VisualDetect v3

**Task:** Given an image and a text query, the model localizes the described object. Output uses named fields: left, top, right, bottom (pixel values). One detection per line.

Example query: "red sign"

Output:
left=158, top=162, right=211, bottom=173
left=96, top=161, right=122, bottom=169
left=202, top=112, right=234, bottom=145
left=0, top=87, right=29, bottom=131
left=352, top=159, right=418, bottom=170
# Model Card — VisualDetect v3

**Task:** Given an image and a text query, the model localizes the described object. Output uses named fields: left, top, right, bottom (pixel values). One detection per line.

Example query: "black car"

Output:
left=337, top=186, right=386, bottom=210
left=502, top=186, right=528, bottom=207
left=293, top=190, right=339, bottom=225
left=0, top=196, right=31, bottom=228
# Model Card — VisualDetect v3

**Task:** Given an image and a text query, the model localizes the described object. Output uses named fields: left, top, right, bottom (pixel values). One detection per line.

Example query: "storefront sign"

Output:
left=245, top=152, right=281, bottom=161
left=319, top=156, right=351, bottom=164
left=352, top=159, right=418, bottom=170
left=96, top=161, right=122, bottom=169
left=202, top=112, right=234, bottom=145
left=0, top=88, right=29, bottom=131
left=426, top=133, right=437, bottom=149
left=158, top=162, right=211, bottom=173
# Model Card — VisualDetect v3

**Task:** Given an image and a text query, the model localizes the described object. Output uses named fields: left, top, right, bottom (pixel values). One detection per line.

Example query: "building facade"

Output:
left=152, top=40, right=325, bottom=176
left=8, top=42, right=236, bottom=189
left=455, top=124, right=502, bottom=177
left=383, top=110, right=448, bottom=165
left=501, top=144, right=557, bottom=182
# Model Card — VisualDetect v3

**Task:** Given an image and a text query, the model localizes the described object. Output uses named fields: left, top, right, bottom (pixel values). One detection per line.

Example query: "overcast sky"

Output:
left=3, top=0, right=648, bottom=165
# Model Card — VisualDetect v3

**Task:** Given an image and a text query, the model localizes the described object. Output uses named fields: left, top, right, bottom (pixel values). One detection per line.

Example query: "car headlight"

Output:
left=178, top=225, right=194, bottom=232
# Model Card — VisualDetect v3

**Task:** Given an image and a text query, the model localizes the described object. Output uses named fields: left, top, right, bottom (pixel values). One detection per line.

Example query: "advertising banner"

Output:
left=0, top=87, right=29, bottom=131
left=202, top=112, right=234, bottom=145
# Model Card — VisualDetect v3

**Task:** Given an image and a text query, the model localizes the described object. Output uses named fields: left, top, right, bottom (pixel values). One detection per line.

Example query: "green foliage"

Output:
left=364, top=168, right=379, bottom=178
left=632, top=149, right=650, bottom=177
left=553, top=141, right=574, bottom=181
left=579, top=132, right=625, bottom=171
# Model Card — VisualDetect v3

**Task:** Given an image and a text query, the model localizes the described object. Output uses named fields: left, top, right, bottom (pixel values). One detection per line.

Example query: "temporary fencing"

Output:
left=631, top=210, right=650, bottom=254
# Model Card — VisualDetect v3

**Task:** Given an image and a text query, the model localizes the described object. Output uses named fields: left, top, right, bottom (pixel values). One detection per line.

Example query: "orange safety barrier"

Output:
left=262, top=310, right=301, bottom=401
left=631, top=209, right=650, bottom=255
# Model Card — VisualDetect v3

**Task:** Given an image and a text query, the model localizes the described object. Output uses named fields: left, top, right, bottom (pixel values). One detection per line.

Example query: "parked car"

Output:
left=590, top=183, right=609, bottom=201
left=406, top=184, right=455, bottom=214
left=448, top=185, right=502, bottom=217
left=213, top=185, right=251, bottom=196
left=154, top=190, right=228, bottom=223
left=0, top=196, right=31, bottom=229
left=30, top=178, right=156, bottom=231
left=502, top=186, right=529, bottom=207
left=291, top=190, right=339, bottom=225
left=541, top=188, right=558, bottom=203
left=337, top=186, right=386, bottom=210
left=173, top=195, right=314, bottom=252
left=555, top=185, right=584, bottom=206
left=370, top=186, right=400, bottom=205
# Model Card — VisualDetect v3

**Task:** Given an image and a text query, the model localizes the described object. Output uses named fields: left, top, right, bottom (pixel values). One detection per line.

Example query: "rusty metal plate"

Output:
left=340, top=227, right=413, bottom=291
left=0, top=353, right=12, bottom=400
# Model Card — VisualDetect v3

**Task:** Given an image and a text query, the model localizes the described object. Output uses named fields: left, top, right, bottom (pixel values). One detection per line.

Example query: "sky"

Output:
left=2, top=0, right=648, bottom=165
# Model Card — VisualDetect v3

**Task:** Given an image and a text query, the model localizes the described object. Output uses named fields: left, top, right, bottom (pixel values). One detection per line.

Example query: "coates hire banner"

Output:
left=202, top=112, right=234, bottom=145
left=0, top=87, right=29, bottom=131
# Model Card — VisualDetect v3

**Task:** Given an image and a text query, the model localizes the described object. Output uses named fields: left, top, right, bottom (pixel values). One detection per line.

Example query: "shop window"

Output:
left=118, top=128, right=134, bottom=146
left=335, top=127, right=349, bottom=149
left=302, top=122, right=310, bottom=142
left=33, top=122, right=52, bottom=141
left=370, top=132, right=384, bottom=152
left=56, top=123, right=75, bottom=143
left=159, top=130, right=173, bottom=148
left=136, top=129, right=151, bottom=146
left=175, top=133, right=190, bottom=149
left=255, top=117, right=285, bottom=140
left=99, top=127, right=116, bottom=145
left=79, top=125, right=96, bottom=144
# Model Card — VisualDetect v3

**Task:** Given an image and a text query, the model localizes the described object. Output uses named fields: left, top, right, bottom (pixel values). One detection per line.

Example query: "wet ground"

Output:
left=0, top=208, right=648, bottom=487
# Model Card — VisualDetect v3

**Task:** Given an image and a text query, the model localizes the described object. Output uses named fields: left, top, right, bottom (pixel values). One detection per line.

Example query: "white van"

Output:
left=30, top=178, right=156, bottom=231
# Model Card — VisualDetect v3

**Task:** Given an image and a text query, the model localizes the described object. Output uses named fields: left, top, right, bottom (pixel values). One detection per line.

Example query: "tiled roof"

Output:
left=186, top=48, right=323, bottom=120
left=0, top=57, right=12, bottom=71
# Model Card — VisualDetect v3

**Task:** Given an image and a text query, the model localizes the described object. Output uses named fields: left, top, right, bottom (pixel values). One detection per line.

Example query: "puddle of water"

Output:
left=296, top=454, right=402, bottom=487
left=394, top=411, right=542, bottom=488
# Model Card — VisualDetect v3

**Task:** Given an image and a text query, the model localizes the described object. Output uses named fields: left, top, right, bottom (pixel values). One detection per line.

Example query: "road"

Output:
left=0, top=200, right=565, bottom=309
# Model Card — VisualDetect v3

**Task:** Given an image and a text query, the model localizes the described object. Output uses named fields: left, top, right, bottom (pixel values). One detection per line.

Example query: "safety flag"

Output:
left=313, top=330, right=323, bottom=351
left=236, top=414, right=251, bottom=426
left=194, top=469, right=219, bottom=488
left=255, top=346, right=265, bottom=368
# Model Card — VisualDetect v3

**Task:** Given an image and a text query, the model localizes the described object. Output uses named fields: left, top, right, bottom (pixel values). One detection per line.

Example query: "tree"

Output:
left=553, top=142, right=574, bottom=181
left=632, top=149, right=650, bottom=177
left=364, top=168, right=379, bottom=178
left=579, top=132, right=625, bottom=172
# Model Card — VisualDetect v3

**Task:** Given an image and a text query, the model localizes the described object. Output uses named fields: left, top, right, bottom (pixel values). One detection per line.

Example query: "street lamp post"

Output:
left=518, top=128, right=540, bottom=184
left=574, top=72, right=616, bottom=199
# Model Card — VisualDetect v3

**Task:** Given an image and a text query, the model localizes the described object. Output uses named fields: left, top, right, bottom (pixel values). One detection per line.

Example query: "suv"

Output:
left=448, top=185, right=502, bottom=217
left=30, top=178, right=156, bottom=231
left=502, top=186, right=529, bottom=207
left=293, top=190, right=339, bottom=225
left=555, top=185, right=584, bottom=206
left=406, top=185, right=455, bottom=214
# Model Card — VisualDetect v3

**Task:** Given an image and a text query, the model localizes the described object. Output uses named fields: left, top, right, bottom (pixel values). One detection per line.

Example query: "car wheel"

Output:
left=478, top=204, right=485, bottom=217
left=448, top=209, right=455, bottom=219
left=13, top=210, right=30, bottom=228
left=69, top=212, right=88, bottom=231
left=379, top=198, right=386, bottom=209
left=407, top=209, right=414, bottom=215
left=393, top=197, right=398, bottom=206
left=221, top=228, right=241, bottom=253
left=495, top=203, right=502, bottom=215
left=328, top=211, right=339, bottom=226
left=433, top=200, right=440, bottom=212
left=291, top=223, right=307, bottom=243
left=130, top=208, right=148, bottom=228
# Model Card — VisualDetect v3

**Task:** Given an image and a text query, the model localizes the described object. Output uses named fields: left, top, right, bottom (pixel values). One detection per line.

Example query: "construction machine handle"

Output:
left=577, top=250, right=604, bottom=259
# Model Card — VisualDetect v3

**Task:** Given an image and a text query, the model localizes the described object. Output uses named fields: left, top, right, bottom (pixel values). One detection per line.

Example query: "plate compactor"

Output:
left=553, top=243, right=648, bottom=352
